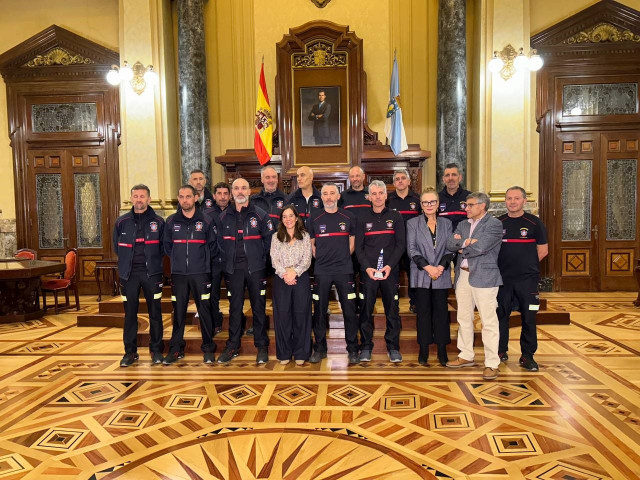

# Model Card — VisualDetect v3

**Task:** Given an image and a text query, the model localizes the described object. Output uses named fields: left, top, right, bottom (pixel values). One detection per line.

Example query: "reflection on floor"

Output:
left=0, top=292, right=639, bottom=479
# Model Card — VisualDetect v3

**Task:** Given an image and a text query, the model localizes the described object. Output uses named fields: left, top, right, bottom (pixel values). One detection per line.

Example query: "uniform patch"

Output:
left=195, top=221, right=203, bottom=232
left=366, top=222, right=373, bottom=231
left=267, top=220, right=273, bottom=231
left=460, top=201, right=467, bottom=210
left=439, top=203, right=446, bottom=212
left=205, top=198, right=213, bottom=207
left=276, top=199, right=284, bottom=209
left=503, top=229, right=507, bottom=236
left=339, top=222, right=346, bottom=232
left=319, top=224, right=327, bottom=234
left=250, top=217, right=258, bottom=228
left=312, top=198, right=320, bottom=208
left=150, top=221, right=158, bottom=232
left=520, top=227, right=529, bottom=237
left=386, top=219, right=394, bottom=229
left=173, top=224, right=181, bottom=232
left=409, top=202, right=417, bottom=210
left=364, top=194, right=369, bottom=201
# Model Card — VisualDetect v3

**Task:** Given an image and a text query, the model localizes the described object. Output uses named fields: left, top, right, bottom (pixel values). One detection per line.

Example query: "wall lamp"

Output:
left=106, top=61, right=158, bottom=95
left=488, top=45, right=543, bottom=81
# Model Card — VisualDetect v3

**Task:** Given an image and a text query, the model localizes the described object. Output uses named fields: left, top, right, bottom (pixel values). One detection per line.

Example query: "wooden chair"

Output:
left=42, top=248, right=80, bottom=314
left=15, top=248, right=37, bottom=260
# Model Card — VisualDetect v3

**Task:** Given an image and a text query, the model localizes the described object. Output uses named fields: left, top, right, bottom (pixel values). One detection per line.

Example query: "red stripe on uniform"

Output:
left=397, top=211, right=419, bottom=215
left=502, top=239, right=536, bottom=243
left=244, top=235, right=262, bottom=240
left=344, top=204, right=370, bottom=208
left=439, top=211, right=467, bottom=216
left=173, top=240, right=187, bottom=243
left=364, top=230, right=396, bottom=236
left=118, top=242, right=133, bottom=247
left=268, top=214, right=279, bottom=218
left=135, top=238, right=145, bottom=243
left=223, top=236, right=236, bottom=240
left=316, top=232, right=350, bottom=237
left=145, top=240, right=160, bottom=244
left=187, top=239, right=206, bottom=244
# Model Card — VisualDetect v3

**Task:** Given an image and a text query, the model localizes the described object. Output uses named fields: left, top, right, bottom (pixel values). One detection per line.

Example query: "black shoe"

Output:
left=418, top=349, right=428, bottom=366
left=519, top=355, right=539, bottom=371
left=214, top=326, right=222, bottom=336
left=217, top=348, right=239, bottom=364
left=359, top=350, right=372, bottom=362
left=309, top=351, right=327, bottom=364
left=203, top=352, right=215, bottom=364
left=178, top=350, right=185, bottom=359
left=409, top=304, right=417, bottom=314
left=437, top=344, right=449, bottom=366
left=120, top=353, right=138, bottom=367
left=256, top=347, right=269, bottom=364
left=499, top=352, right=509, bottom=363
left=151, top=352, right=163, bottom=364
left=348, top=352, right=360, bottom=365
left=246, top=327, right=254, bottom=336
left=162, top=351, right=181, bottom=365
left=388, top=350, right=403, bottom=363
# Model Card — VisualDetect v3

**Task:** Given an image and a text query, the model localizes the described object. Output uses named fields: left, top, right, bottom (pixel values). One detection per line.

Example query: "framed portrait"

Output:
left=300, top=86, right=341, bottom=147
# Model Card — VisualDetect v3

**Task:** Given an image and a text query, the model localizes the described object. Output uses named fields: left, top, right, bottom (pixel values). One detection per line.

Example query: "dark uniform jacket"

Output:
left=288, top=187, right=323, bottom=228
left=164, top=207, right=219, bottom=275
left=251, top=188, right=288, bottom=228
left=113, top=206, right=165, bottom=281
left=197, top=187, right=215, bottom=210
left=438, top=186, right=472, bottom=230
left=338, top=188, right=371, bottom=219
left=355, top=207, right=406, bottom=272
left=387, top=190, right=421, bottom=224
left=203, top=204, right=228, bottom=266
left=219, top=204, right=274, bottom=275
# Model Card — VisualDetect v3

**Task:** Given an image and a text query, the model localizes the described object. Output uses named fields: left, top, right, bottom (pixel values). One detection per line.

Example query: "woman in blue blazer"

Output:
left=406, top=187, right=455, bottom=366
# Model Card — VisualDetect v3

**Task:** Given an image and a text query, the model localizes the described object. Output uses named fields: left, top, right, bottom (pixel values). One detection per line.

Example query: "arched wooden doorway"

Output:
left=533, top=0, right=640, bottom=291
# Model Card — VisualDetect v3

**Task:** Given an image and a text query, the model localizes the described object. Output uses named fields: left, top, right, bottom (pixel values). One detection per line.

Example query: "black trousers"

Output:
left=359, top=270, right=401, bottom=351
left=273, top=272, right=312, bottom=360
left=169, top=273, right=216, bottom=353
left=415, top=286, right=450, bottom=349
left=313, top=273, right=358, bottom=353
left=497, top=277, right=540, bottom=356
left=225, top=268, right=269, bottom=351
left=120, top=272, right=164, bottom=354
left=210, top=265, right=223, bottom=328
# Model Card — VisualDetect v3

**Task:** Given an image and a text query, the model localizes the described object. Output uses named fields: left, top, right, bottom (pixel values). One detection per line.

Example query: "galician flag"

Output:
left=254, top=60, right=272, bottom=165
left=384, top=52, right=408, bottom=155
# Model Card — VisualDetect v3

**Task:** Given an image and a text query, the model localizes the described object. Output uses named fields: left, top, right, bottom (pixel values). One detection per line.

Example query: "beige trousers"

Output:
left=455, top=269, right=500, bottom=369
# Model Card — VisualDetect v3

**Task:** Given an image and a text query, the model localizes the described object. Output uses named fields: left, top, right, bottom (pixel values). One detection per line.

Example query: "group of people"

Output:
left=114, top=163, right=547, bottom=381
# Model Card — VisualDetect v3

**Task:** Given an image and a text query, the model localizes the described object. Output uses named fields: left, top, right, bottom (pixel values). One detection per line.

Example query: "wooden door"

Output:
left=27, top=147, right=111, bottom=291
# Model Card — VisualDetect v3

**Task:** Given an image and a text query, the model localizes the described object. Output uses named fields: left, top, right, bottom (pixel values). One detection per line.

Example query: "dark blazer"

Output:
left=406, top=215, right=453, bottom=289
left=308, top=101, right=331, bottom=141
left=446, top=213, right=503, bottom=288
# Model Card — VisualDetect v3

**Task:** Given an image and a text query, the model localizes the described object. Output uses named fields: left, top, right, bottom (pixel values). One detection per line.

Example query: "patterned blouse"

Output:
left=270, top=231, right=312, bottom=278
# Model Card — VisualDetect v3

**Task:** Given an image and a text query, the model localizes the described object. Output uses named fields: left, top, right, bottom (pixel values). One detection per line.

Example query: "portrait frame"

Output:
left=299, top=86, right=341, bottom=147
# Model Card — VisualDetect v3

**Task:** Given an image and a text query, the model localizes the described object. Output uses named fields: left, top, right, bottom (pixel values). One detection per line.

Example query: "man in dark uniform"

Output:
left=217, top=178, right=274, bottom=364
left=203, top=182, right=231, bottom=335
left=251, top=166, right=288, bottom=229
left=189, top=169, right=214, bottom=209
left=386, top=169, right=420, bottom=312
left=287, top=166, right=323, bottom=229
left=339, top=165, right=371, bottom=313
left=114, top=184, right=165, bottom=367
left=308, top=89, right=331, bottom=145
left=497, top=186, right=548, bottom=371
left=163, top=185, right=219, bottom=365
left=438, top=163, right=471, bottom=232
left=308, top=183, right=359, bottom=364
left=356, top=180, right=406, bottom=363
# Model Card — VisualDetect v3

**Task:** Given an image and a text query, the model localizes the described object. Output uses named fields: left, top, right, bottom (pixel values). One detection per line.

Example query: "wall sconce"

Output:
left=488, top=45, right=543, bottom=81
left=106, top=61, right=158, bottom=95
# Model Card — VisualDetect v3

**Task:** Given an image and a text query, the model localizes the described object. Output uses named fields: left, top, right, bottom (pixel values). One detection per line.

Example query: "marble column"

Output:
left=178, top=0, right=211, bottom=184
left=436, top=0, right=467, bottom=191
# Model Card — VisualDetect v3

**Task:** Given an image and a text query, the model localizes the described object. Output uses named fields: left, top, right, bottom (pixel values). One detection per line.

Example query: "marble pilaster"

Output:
left=178, top=0, right=211, bottom=184
left=436, top=0, right=467, bottom=191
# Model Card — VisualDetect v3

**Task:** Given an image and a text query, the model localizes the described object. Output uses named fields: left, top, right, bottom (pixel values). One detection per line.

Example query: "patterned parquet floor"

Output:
left=0, top=293, right=639, bottom=479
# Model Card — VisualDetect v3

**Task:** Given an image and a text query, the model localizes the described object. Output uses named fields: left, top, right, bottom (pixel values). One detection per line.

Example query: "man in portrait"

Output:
left=308, top=89, right=332, bottom=144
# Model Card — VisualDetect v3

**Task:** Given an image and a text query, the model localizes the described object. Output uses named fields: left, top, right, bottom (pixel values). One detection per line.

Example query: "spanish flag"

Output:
left=254, top=61, right=272, bottom=165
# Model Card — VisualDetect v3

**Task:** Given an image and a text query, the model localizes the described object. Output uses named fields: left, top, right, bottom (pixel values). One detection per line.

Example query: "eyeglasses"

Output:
left=464, top=202, right=483, bottom=209
left=421, top=200, right=438, bottom=206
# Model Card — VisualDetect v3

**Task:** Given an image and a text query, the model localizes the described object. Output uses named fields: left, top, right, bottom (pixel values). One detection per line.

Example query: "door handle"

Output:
left=591, top=225, right=598, bottom=240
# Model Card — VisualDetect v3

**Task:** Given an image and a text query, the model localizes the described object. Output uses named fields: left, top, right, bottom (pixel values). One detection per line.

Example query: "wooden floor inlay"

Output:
left=0, top=293, right=639, bottom=479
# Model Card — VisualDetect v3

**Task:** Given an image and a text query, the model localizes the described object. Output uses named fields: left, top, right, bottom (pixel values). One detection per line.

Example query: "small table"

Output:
left=95, top=259, right=119, bottom=302
left=0, top=259, right=66, bottom=322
